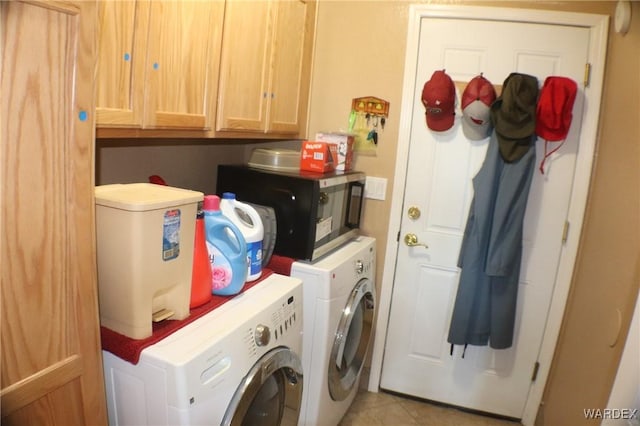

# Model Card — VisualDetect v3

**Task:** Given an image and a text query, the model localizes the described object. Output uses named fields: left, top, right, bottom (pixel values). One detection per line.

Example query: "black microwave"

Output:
left=216, top=165, right=365, bottom=261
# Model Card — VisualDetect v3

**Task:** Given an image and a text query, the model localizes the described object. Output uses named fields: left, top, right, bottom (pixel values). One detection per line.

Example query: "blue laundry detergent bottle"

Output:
left=202, top=195, right=248, bottom=296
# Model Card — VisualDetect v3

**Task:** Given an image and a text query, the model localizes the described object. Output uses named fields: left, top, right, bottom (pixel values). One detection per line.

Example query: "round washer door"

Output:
left=328, top=277, right=376, bottom=401
left=222, top=346, right=303, bottom=426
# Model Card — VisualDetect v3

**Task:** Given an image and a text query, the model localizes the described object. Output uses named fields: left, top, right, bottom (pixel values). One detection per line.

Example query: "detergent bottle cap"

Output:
left=222, top=192, right=236, bottom=200
left=203, top=195, right=220, bottom=211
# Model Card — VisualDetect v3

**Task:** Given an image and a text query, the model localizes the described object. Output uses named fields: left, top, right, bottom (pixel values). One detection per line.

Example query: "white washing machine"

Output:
left=102, top=273, right=304, bottom=426
left=291, top=236, right=376, bottom=426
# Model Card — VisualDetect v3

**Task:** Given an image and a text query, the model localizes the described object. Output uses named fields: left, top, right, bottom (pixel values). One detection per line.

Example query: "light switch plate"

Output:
left=365, top=176, right=387, bottom=201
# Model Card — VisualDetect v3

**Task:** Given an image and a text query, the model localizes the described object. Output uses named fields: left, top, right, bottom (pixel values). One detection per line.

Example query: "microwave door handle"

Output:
left=269, top=188, right=296, bottom=237
left=346, top=181, right=364, bottom=228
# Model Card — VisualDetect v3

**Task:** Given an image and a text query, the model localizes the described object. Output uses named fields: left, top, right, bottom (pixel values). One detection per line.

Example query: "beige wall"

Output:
left=307, top=1, right=639, bottom=425
left=539, top=2, right=640, bottom=424
left=96, top=139, right=300, bottom=192
left=307, top=1, right=408, bottom=286
left=97, top=140, right=244, bottom=193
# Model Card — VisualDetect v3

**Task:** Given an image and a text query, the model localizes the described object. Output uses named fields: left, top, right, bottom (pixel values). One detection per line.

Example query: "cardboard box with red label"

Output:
left=300, top=141, right=338, bottom=173
left=315, top=132, right=355, bottom=171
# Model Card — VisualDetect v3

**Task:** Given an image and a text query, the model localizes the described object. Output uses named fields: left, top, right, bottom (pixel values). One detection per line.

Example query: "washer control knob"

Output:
left=355, top=260, right=364, bottom=274
left=254, top=324, right=271, bottom=347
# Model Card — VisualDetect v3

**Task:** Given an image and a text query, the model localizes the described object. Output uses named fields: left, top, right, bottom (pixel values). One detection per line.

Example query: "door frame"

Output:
left=367, top=5, right=609, bottom=425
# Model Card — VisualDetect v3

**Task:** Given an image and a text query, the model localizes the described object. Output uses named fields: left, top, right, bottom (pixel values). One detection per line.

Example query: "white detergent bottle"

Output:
left=220, top=192, right=264, bottom=281
left=203, top=195, right=248, bottom=296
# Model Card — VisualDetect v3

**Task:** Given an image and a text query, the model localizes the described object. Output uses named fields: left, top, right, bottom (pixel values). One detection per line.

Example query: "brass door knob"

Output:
left=407, top=206, right=421, bottom=220
left=404, top=233, right=428, bottom=248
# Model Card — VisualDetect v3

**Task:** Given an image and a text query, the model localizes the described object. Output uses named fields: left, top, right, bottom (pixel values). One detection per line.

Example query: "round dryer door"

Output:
left=328, top=277, right=376, bottom=401
left=222, top=347, right=303, bottom=426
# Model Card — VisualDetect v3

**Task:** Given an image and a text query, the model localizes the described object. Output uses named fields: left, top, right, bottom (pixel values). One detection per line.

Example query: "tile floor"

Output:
left=339, top=389, right=521, bottom=426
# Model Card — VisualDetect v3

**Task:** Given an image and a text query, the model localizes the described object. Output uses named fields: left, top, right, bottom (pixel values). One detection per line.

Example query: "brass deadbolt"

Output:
left=408, top=206, right=421, bottom=220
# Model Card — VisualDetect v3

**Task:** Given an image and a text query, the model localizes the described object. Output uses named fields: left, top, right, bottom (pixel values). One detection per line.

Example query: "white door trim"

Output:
left=367, top=5, right=609, bottom=425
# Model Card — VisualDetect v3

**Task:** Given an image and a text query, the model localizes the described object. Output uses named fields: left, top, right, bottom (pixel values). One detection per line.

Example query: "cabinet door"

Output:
left=96, top=0, right=150, bottom=127
left=216, top=0, right=273, bottom=132
left=268, top=0, right=316, bottom=134
left=1, top=1, right=107, bottom=425
left=144, top=0, right=224, bottom=129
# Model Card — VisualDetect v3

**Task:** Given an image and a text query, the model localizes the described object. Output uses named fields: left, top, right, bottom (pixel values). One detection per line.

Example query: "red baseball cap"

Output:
left=536, top=76, right=577, bottom=141
left=536, top=76, right=578, bottom=173
left=461, top=74, right=496, bottom=110
left=461, top=74, right=497, bottom=140
left=421, top=70, right=456, bottom=132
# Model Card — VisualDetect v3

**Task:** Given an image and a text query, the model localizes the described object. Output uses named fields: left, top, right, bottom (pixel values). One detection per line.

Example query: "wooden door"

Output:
left=216, top=0, right=273, bottom=132
left=267, top=0, right=316, bottom=135
left=1, top=1, right=107, bottom=425
left=96, top=0, right=150, bottom=128
left=144, top=0, right=224, bottom=129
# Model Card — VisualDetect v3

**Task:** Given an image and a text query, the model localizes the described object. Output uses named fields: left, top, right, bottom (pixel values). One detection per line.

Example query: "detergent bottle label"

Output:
left=206, top=240, right=233, bottom=291
left=247, top=240, right=263, bottom=276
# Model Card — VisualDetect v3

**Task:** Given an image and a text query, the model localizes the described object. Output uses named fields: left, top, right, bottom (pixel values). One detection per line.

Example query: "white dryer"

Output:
left=102, top=273, right=304, bottom=426
left=291, top=236, right=376, bottom=426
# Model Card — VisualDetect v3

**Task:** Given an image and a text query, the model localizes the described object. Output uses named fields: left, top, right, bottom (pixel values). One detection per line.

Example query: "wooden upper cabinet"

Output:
left=96, top=0, right=148, bottom=127
left=1, top=1, right=107, bottom=424
left=144, top=1, right=224, bottom=129
left=216, top=0, right=316, bottom=136
left=96, top=0, right=225, bottom=130
left=216, top=0, right=271, bottom=133
left=269, top=0, right=316, bottom=134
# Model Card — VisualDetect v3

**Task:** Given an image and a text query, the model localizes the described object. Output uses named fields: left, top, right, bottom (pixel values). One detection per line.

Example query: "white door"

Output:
left=380, top=17, right=591, bottom=418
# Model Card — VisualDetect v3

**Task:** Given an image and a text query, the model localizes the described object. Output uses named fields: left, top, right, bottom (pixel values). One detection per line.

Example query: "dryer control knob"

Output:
left=254, top=324, right=271, bottom=346
left=355, top=260, right=364, bottom=274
